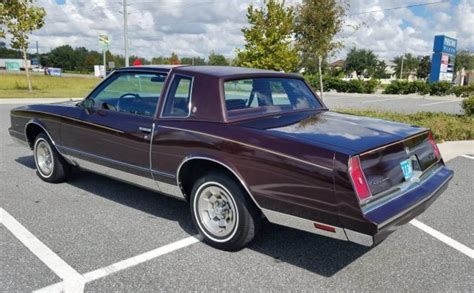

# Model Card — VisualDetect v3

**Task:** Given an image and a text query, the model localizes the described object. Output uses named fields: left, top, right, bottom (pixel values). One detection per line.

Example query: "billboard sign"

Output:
left=429, top=35, right=457, bottom=83
left=5, top=60, right=21, bottom=71
left=98, top=34, right=110, bottom=50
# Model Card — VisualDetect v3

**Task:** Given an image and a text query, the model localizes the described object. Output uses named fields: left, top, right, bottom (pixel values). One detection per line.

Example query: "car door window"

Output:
left=91, top=72, right=166, bottom=117
left=162, top=75, right=192, bottom=117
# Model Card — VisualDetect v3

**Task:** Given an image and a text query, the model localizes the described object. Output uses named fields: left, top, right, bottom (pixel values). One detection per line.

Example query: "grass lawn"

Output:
left=336, top=109, right=473, bottom=142
left=0, top=72, right=100, bottom=99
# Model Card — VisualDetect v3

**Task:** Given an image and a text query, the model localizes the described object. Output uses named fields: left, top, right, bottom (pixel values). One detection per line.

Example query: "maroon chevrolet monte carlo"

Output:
left=9, top=65, right=453, bottom=251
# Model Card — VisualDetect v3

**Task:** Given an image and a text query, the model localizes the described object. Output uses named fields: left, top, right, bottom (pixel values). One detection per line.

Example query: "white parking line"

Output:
left=420, top=100, right=459, bottom=106
left=361, top=97, right=408, bottom=104
left=0, top=208, right=85, bottom=292
left=410, top=219, right=474, bottom=259
left=461, top=154, right=474, bottom=160
left=34, top=235, right=201, bottom=292
left=83, top=235, right=200, bottom=282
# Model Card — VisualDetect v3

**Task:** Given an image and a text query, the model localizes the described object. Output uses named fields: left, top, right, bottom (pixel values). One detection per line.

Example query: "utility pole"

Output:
left=103, top=49, right=106, bottom=79
left=35, top=40, right=39, bottom=64
left=400, top=55, right=404, bottom=80
left=123, top=0, right=129, bottom=67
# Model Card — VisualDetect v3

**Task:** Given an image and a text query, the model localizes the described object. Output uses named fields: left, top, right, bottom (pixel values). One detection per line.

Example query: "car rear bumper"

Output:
left=346, top=165, right=453, bottom=246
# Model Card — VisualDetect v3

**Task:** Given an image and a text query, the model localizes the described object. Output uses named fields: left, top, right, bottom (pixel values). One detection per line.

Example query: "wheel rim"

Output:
left=196, top=183, right=237, bottom=239
left=35, top=139, right=54, bottom=177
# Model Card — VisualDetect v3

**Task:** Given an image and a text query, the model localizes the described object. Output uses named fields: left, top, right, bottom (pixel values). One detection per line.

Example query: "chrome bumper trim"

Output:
left=262, top=208, right=348, bottom=241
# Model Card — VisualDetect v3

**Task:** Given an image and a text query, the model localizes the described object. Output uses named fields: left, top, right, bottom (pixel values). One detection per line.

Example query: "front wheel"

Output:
left=33, top=133, right=70, bottom=183
left=190, top=173, right=260, bottom=251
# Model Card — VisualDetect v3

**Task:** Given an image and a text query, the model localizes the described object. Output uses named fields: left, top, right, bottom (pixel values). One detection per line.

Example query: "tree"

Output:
left=344, top=47, right=378, bottom=78
left=372, top=60, right=390, bottom=79
left=0, top=1, right=46, bottom=92
left=180, top=56, right=206, bottom=65
left=393, top=53, right=419, bottom=79
left=235, top=0, right=298, bottom=72
left=208, top=51, right=228, bottom=65
left=454, top=50, right=474, bottom=73
left=417, top=55, right=431, bottom=80
left=295, top=0, right=349, bottom=99
left=48, top=45, right=76, bottom=70
left=170, top=52, right=180, bottom=65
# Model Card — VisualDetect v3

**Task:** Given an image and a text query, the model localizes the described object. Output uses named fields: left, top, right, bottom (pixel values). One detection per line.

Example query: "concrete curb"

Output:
left=438, top=140, right=474, bottom=162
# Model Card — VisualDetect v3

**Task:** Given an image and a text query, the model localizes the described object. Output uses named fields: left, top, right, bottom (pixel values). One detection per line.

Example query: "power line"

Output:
left=349, top=0, right=449, bottom=16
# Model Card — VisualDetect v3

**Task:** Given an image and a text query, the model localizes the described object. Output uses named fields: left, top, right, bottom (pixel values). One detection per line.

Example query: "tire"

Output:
left=190, top=172, right=261, bottom=251
left=33, top=132, right=70, bottom=183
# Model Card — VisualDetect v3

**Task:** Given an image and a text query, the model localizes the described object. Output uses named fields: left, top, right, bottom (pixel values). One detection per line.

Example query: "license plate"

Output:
left=400, top=159, right=413, bottom=181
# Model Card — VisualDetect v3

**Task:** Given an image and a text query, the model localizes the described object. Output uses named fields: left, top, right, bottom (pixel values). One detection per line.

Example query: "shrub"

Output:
left=336, top=109, right=473, bottom=141
left=453, top=84, right=474, bottom=97
left=345, top=79, right=364, bottom=93
left=461, top=96, right=474, bottom=116
left=383, top=80, right=412, bottom=94
left=429, top=81, right=453, bottom=96
left=364, top=79, right=379, bottom=94
left=410, top=81, right=430, bottom=95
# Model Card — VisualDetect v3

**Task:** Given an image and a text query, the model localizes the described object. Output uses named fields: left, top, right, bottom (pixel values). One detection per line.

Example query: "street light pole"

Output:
left=123, top=0, right=129, bottom=67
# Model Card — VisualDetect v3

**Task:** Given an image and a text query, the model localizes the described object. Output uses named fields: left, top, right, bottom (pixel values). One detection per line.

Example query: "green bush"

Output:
left=364, top=79, right=379, bottom=94
left=336, top=109, right=473, bottom=141
left=346, top=79, right=364, bottom=93
left=383, top=80, right=412, bottom=94
left=453, top=84, right=474, bottom=97
left=410, top=81, right=430, bottom=95
left=429, top=81, right=453, bottom=96
left=461, top=96, right=474, bottom=116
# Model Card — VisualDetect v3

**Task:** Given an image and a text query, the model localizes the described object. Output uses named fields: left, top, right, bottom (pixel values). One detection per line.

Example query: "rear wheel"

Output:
left=33, top=133, right=70, bottom=183
left=190, top=172, right=260, bottom=251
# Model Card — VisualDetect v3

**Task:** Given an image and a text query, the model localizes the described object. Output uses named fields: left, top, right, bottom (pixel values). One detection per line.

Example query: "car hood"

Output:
left=236, top=111, right=426, bottom=154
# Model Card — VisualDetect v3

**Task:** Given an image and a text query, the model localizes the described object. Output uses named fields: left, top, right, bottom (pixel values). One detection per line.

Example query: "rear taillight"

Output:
left=349, top=156, right=371, bottom=201
left=428, top=132, right=441, bottom=160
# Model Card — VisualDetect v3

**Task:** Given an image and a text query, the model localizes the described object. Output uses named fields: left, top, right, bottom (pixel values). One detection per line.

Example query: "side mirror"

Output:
left=82, top=99, right=95, bottom=114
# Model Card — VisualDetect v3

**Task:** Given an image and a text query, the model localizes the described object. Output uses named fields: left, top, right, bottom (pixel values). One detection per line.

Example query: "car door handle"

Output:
left=138, top=127, right=152, bottom=133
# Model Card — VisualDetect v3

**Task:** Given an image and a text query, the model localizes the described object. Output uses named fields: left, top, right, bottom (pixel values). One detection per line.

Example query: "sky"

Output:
left=9, top=0, right=474, bottom=61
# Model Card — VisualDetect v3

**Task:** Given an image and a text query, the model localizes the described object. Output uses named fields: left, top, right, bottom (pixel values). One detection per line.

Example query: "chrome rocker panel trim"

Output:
left=262, top=208, right=374, bottom=247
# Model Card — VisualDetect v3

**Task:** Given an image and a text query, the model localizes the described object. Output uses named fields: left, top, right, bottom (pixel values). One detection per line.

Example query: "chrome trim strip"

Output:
left=60, top=145, right=184, bottom=200
left=362, top=164, right=443, bottom=214
left=160, top=73, right=195, bottom=119
left=262, top=208, right=348, bottom=241
left=22, top=110, right=124, bottom=134
left=343, top=229, right=373, bottom=246
left=176, top=155, right=263, bottom=209
left=68, top=155, right=160, bottom=192
left=359, top=131, right=429, bottom=156
left=161, top=125, right=333, bottom=172
left=60, top=145, right=175, bottom=179
left=377, top=169, right=452, bottom=229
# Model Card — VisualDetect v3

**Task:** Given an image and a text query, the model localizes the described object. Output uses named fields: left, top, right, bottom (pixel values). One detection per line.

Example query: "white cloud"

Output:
left=6, top=0, right=471, bottom=61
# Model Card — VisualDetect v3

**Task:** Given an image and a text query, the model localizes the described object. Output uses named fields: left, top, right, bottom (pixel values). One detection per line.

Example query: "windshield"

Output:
left=224, top=78, right=322, bottom=119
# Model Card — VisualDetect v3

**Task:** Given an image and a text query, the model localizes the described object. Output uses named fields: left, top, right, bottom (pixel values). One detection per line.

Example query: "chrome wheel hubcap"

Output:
left=197, top=184, right=237, bottom=238
left=35, top=140, right=53, bottom=176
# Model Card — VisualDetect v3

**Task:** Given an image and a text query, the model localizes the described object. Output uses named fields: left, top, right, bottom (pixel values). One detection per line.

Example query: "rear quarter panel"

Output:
left=152, top=120, right=344, bottom=227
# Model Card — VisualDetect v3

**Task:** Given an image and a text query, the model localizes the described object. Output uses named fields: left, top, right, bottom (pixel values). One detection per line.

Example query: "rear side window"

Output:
left=162, top=75, right=192, bottom=117
left=224, top=78, right=322, bottom=119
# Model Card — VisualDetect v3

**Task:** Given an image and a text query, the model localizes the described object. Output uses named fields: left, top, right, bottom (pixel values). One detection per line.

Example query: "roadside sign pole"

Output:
left=103, top=49, right=106, bottom=79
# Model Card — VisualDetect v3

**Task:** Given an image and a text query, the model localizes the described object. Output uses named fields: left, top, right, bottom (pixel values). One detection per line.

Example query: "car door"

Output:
left=60, top=70, right=167, bottom=187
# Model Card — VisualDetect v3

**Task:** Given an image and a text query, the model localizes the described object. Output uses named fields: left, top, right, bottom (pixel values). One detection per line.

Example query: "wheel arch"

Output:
left=176, top=156, right=262, bottom=212
left=25, top=120, right=59, bottom=151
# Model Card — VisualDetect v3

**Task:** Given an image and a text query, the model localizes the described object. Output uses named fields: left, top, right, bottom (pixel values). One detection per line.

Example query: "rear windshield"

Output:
left=224, top=78, right=322, bottom=119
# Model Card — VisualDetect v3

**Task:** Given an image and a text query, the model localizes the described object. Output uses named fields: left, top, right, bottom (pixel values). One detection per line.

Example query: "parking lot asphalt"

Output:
left=323, top=93, right=464, bottom=114
left=0, top=104, right=473, bottom=292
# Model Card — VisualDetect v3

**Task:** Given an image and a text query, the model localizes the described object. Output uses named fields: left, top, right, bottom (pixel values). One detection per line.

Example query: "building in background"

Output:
left=0, top=58, right=31, bottom=71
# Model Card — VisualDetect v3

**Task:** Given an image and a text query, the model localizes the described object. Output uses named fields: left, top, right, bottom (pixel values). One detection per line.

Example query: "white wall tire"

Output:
left=33, top=133, right=70, bottom=183
left=190, top=172, right=260, bottom=251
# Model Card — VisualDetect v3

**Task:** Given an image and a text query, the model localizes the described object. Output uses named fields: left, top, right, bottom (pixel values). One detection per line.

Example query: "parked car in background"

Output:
left=9, top=65, right=453, bottom=250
